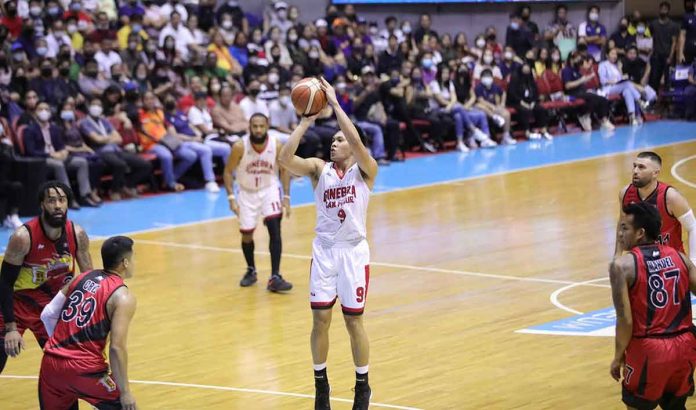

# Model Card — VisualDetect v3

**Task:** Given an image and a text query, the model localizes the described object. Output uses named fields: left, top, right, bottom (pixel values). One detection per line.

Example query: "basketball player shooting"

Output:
left=279, top=77, right=378, bottom=410
left=223, top=113, right=293, bottom=292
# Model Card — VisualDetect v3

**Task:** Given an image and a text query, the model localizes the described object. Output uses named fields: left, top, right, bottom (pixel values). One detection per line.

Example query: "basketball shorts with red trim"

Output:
left=309, top=238, right=370, bottom=315
left=237, top=182, right=283, bottom=233
left=39, top=355, right=121, bottom=410
left=622, top=331, right=696, bottom=410
left=0, top=290, right=53, bottom=347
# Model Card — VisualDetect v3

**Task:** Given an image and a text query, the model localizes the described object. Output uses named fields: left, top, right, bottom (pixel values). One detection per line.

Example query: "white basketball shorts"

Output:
left=237, top=183, right=283, bottom=232
left=309, top=238, right=371, bottom=315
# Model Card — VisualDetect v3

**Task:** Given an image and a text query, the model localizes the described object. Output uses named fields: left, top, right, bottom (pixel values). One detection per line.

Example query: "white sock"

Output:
left=355, top=365, right=369, bottom=375
left=313, top=362, right=327, bottom=371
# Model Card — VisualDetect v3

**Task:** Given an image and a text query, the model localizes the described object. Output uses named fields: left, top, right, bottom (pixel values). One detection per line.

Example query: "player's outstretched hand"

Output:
left=229, top=197, right=240, bottom=216
left=318, top=77, right=339, bottom=107
left=282, top=196, right=291, bottom=218
left=300, top=112, right=320, bottom=124
left=4, top=330, right=25, bottom=357
left=609, top=356, right=624, bottom=382
left=121, top=391, right=137, bottom=410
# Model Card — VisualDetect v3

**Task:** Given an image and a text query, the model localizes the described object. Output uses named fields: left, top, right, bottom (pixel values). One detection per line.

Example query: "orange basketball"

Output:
left=291, top=78, right=327, bottom=116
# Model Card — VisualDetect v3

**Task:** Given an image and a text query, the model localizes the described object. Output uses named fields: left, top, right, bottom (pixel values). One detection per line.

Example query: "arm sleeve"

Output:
left=40, top=292, right=67, bottom=337
left=0, top=261, right=21, bottom=324
left=678, top=209, right=696, bottom=265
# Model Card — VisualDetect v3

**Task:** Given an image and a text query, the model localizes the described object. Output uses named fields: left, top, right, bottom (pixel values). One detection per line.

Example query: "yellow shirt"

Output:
left=117, top=26, right=149, bottom=50
left=207, top=44, right=240, bottom=73
left=70, top=32, right=84, bottom=52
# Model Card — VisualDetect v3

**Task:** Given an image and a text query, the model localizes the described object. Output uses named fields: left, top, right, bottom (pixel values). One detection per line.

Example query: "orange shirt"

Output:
left=138, top=109, right=168, bottom=151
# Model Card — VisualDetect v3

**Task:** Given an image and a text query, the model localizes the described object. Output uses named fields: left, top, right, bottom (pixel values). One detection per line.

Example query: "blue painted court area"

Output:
left=517, top=296, right=696, bottom=337
left=1, top=120, right=695, bottom=250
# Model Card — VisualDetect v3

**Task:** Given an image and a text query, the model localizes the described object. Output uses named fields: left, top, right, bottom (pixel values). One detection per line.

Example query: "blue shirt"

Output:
left=580, top=21, right=607, bottom=60
left=474, top=83, right=503, bottom=104
left=165, top=111, right=196, bottom=137
left=561, top=66, right=585, bottom=94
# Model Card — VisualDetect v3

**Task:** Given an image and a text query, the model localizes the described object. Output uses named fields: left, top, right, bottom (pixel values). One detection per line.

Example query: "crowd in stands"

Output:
left=1, top=0, right=696, bottom=229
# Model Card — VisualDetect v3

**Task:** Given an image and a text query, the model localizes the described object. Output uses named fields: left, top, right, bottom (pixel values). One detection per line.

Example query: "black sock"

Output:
left=314, top=368, right=328, bottom=384
left=242, top=240, right=255, bottom=270
left=356, top=371, right=368, bottom=385
left=266, top=218, right=282, bottom=277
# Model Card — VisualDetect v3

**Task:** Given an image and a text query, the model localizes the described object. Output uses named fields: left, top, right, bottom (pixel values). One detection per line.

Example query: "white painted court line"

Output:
left=0, top=375, right=423, bottom=410
left=549, top=277, right=611, bottom=315
left=135, top=239, right=611, bottom=288
left=671, top=154, right=696, bottom=189
left=99, top=139, right=696, bottom=239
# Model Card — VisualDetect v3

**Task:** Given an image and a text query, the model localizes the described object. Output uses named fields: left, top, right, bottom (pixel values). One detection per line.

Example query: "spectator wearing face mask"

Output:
left=499, top=46, right=521, bottom=81
left=95, top=38, right=123, bottom=79
left=578, top=5, right=607, bottom=62
left=165, top=92, right=228, bottom=192
left=609, top=17, right=636, bottom=55
left=208, top=29, right=243, bottom=76
left=117, top=14, right=148, bottom=51
left=217, top=0, right=248, bottom=35
left=649, top=2, right=680, bottom=91
left=419, top=51, right=438, bottom=86
left=266, top=41, right=292, bottom=70
left=78, top=97, right=152, bottom=200
left=633, top=19, right=653, bottom=62
left=239, top=80, right=290, bottom=143
left=473, top=49, right=503, bottom=81
left=622, top=45, right=658, bottom=106
left=268, top=1, right=293, bottom=39
left=507, top=62, right=552, bottom=140
left=24, top=102, right=97, bottom=209
left=599, top=47, right=645, bottom=125
left=562, top=52, right=614, bottom=131
left=431, top=65, right=496, bottom=152
left=16, top=90, right=40, bottom=128
left=57, top=98, right=104, bottom=205
left=545, top=5, right=577, bottom=62
left=27, top=0, right=46, bottom=38
left=475, top=69, right=515, bottom=145
left=268, top=85, right=321, bottom=158
left=484, top=26, right=503, bottom=61
left=506, top=13, right=534, bottom=58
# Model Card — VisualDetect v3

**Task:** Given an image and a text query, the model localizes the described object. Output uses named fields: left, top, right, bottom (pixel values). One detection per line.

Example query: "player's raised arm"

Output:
left=318, top=77, right=378, bottom=183
left=609, top=256, right=633, bottom=382
left=1, top=227, right=30, bottom=358
left=108, top=287, right=137, bottom=410
left=278, top=115, right=324, bottom=181
left=667, top=188, right=696, bottom=265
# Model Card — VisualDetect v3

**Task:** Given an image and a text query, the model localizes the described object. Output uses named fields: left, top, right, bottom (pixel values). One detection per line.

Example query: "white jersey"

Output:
left=237, top=135, right=279, bottom=191
left=314, top=162, right=370, bottom=245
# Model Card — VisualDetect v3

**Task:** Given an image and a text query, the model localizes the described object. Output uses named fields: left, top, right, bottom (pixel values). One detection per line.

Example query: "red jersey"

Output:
left=16, top=218, right=77, bottom=294
left=629, top=244, right=692, bottom=337
left=43, top=270, right=126, bottom=370
left=622, top=182, right=685, bottom=253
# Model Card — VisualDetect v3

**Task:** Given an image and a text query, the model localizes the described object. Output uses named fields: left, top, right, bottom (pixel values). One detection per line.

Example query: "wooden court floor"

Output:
left=2, top=141, right=696, bottom=409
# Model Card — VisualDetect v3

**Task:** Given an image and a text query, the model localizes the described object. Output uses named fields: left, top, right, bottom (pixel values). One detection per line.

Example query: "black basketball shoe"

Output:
left=267, top=274, right=293, bottom=292
left=352, top=383, right=371, bottom=410
left=239, top=267, right=257, bottom=287
left=315, top=380, right=331, bottom=410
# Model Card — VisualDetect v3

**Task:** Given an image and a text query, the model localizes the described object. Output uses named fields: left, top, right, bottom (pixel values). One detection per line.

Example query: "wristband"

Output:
left=228, top=194, right=236, bottom=200
left=283, top=195, right=290, bottom=199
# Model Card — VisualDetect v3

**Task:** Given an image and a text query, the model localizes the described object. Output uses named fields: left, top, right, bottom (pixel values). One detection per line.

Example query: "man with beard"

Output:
left=0, top=182, right=93, bottom=373
left=223, top=113, right=293, bottom=292
left=614, top=152, right=696, bottom=265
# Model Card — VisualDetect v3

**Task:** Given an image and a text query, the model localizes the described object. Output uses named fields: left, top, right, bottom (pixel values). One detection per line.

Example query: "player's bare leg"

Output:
left=311, top=309, right=332, bottom=410
left=239, top=232, right=257, bottom=286
left=344, top=314, right=371, bottom=409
